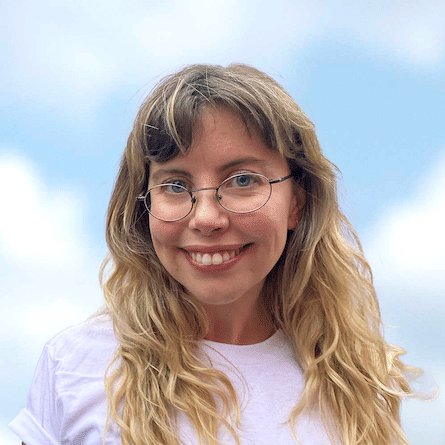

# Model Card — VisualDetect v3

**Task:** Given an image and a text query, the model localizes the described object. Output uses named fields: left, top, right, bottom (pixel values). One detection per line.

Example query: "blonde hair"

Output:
left=98, top=63, right=434, bottom=445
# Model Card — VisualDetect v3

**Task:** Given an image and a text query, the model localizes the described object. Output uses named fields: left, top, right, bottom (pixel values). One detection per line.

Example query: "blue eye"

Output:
left=221, top=173, right=268, bottom=193
left=230, top=174, right=259, bottom=188
left=165, top=180, right=188, bottom=194
left=235, top=175, right=252, bottom=187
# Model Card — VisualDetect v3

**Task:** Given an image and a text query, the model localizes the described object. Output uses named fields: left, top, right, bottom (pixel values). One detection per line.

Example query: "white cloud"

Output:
left=0, top=0, right=245, bottom=108
left=1, top=0, right=443, bottom=111
left=0, top=153, right=87, bottom=268
left=332, top=0, right=445, bottom=66
left=0, top=152, right=104, bottom=348
left=363, top=152, right=445, bottom=297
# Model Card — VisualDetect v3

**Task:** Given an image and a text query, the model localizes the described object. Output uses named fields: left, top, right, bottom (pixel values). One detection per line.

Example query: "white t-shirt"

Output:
left=9, top=316, right=337, bottom=444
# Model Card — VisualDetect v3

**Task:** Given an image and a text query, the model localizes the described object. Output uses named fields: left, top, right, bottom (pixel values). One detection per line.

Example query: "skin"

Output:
left=149, top=106, right=302, bottom=345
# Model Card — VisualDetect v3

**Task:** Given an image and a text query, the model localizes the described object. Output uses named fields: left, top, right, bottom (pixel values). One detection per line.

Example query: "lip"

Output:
left=180, top=243, right=253, bottom=273
left=180, top=244, right=246, bottom=253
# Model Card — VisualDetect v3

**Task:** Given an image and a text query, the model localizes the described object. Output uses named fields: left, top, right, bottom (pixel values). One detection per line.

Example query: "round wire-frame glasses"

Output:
left=136, top=172, right=294, bottom=222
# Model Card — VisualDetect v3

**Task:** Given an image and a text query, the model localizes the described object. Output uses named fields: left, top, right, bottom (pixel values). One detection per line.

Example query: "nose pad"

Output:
left=188, top=190, right=229, bottom=235
left=190, top=191, right=222, bottom=212
left=190, top=190, right=227, bottom=223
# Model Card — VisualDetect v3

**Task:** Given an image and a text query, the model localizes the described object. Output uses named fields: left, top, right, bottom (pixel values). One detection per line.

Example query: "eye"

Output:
left=164, top=179, right=189, bottom=194
left=227, top=173, right=259, bottom=188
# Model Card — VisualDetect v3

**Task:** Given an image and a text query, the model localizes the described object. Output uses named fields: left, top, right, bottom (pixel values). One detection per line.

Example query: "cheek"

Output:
left=148, top=219, right=185, bottom=278
left=149, top=218, right=179, bottom=253
left=246, top=210, right=290, bottom=246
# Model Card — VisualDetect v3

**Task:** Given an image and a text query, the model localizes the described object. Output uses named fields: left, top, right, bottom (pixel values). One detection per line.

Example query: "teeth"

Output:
left=189, top=249, right=244, bottom=265
left=202, top=253, right=212, bottom=265
left=210, top=253, right=223, bottom=265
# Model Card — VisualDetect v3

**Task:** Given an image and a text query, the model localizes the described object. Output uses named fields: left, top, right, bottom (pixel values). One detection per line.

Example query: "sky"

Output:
left=1, top=0, right=444, bottom=443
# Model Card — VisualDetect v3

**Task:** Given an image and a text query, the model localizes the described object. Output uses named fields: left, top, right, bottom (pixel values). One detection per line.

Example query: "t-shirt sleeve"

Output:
left=8, top=343, right=60, bottom=445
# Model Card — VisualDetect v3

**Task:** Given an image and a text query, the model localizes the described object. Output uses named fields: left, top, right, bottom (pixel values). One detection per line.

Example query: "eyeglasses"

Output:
left=137, top=173, right=294, bottom=222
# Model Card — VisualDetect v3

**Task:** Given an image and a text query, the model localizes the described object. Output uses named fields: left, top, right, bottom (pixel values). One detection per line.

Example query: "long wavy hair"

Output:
left=98, top=63, right=433, bottom=445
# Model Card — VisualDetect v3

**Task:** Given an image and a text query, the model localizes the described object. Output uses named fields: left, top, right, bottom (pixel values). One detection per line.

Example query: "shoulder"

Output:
left=43, top=313, right=118, bottom=376
left=8, top=315, right=120, bottom=444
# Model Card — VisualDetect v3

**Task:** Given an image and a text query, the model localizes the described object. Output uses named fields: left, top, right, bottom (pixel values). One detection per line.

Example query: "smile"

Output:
left=191, top=249, right=237, bottom=265
left=183, top=244, right=252, bottom=266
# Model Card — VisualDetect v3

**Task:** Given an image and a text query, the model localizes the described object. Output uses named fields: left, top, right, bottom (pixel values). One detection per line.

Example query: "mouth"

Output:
left=182, top=244, right=252, bottom=266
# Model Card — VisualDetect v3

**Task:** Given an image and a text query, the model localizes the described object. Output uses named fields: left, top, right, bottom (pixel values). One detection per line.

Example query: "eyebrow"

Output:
left=150, top=157, right=268, bottom=182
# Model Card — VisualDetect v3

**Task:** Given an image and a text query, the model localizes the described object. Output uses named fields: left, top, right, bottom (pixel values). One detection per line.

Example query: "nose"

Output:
left=188, top=190, right=229, bottom=235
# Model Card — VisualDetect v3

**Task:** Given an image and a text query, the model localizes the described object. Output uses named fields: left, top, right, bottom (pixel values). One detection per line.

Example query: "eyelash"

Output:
left=162, top=177, right=190, bottom=188
left=161, top=170, right=257, bottom=188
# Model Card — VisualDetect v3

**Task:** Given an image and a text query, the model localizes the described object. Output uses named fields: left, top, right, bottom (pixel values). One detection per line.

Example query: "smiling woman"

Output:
left=8, top=64, right=433, bottom=445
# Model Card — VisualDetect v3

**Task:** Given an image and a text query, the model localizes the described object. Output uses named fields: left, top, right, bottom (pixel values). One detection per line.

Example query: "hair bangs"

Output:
left=138, top=64, right=306, bottom=166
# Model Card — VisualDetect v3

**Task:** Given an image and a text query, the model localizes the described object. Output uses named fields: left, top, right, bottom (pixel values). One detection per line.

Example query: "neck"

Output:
left=202, top=298, right=275, bottom=345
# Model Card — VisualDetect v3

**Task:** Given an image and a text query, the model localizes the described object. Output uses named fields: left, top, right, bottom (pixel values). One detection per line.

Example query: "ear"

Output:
left=287, top=185, right=305, bottom=230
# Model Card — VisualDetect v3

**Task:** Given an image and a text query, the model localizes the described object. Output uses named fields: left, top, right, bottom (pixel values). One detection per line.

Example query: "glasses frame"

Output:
left=137, top=172, right=294, bottom=222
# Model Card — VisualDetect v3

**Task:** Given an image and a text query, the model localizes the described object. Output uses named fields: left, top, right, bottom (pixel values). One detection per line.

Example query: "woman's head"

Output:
left=106, top=63, right=339, bottom=329
left=147, top=106, right=300, bottom=315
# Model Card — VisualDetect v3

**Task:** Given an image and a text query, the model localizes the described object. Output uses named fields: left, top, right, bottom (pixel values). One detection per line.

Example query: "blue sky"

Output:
left=1, top=0, right=444, bottom=443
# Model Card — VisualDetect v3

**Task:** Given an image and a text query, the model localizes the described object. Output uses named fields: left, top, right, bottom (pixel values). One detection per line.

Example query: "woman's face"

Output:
left=148, top=107, right=300, bottom=312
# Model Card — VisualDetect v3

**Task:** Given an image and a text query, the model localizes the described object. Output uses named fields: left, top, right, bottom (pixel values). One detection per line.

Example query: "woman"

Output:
left=10, top=64, right=429, bottom=445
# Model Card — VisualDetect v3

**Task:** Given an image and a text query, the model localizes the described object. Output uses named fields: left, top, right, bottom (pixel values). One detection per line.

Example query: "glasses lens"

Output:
left=218, top=173, right=271, bottom=213
left=148, top=184, right=192, bottom=221
left=145, top=174, right=272, bottom=221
